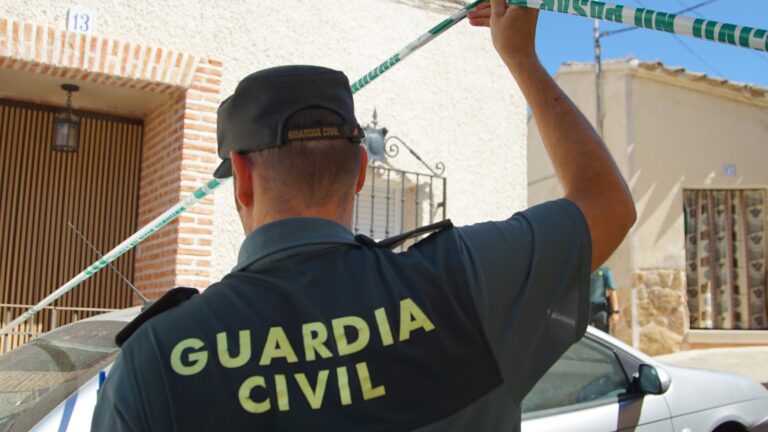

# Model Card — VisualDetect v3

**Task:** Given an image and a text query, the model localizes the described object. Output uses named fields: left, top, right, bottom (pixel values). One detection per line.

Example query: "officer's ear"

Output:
left=230, top=151, right=253, bottom=209
left=355, top=145, right=368, bottom=194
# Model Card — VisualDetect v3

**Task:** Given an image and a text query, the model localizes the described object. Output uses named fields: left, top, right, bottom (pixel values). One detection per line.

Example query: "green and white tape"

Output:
left=0, top=1, right=484, bottom=338
left=350, top=0, right=486, bottom=93
left=508, top=0, right=768, bottom=52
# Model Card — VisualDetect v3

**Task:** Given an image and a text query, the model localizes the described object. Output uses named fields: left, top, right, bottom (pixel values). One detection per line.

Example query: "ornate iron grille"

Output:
left=353, top=128, right=447, bottom=248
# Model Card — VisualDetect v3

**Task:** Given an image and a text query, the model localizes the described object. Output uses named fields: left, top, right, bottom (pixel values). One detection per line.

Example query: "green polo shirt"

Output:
left=93, top=199, right=591, bottom=432
left=590, top=266, right=616, bottom=303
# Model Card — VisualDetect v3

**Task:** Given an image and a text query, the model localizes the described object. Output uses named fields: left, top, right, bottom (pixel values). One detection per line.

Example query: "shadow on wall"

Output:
left=631, top=170, right=687, bottom=248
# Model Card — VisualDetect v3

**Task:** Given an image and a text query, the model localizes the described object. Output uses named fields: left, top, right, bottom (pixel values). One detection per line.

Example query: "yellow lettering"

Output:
left=302, top=322, right=333, bottom=361
left=374, top=307, right=394, bottom=346
left=336, top=366, right=352, bottom=406
left=259, top=327, right=299, bottom=366
left=332, top=316, right=370, bottom=356
left=216, top=330, right=251, bottom=368
left=322, top=127, right=339, bottom=136
left=356, top=362, right=386, bottom=401
left=170, top=338, right=208, bottom=376
left=399, top=298, right=436, bottom=341
left=295, top=370, right=329, bottom=409
left=289, top=128, right=322, bottom=139
left=275, top=374, right=290, bottom=411
left=239, top=376, right=270, bottom=414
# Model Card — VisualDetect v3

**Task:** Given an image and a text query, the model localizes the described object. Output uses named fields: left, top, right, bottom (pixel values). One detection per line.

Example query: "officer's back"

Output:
left=105, top=218, right=510, bottom=431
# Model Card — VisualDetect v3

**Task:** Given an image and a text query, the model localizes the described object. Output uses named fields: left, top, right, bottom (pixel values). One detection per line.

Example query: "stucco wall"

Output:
left=528, top=61, right=768, bottom=277
left=630, top=75, right=768, bottom=269
left=527, top=60, right=768, bottom=352
left=1, top=0, right=528, bottom=280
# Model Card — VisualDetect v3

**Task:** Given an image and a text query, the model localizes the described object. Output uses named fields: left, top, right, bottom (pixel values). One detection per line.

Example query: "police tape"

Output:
left=508, top=0, right=768, bottom=52
left=0, top=1, right=486, bottom=338
left=350, top=0, right=486, bottom=93
left=0, top=178, right=228, bottom=336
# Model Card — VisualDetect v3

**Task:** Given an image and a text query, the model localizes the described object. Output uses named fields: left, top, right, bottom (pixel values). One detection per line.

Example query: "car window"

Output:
left=522, top=336, right=630, bottom=414
left=0, top=320, right=123, bottom=432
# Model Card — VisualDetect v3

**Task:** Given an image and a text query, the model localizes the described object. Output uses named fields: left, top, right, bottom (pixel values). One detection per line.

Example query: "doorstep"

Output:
left=686, top=329, right=768, bottom=349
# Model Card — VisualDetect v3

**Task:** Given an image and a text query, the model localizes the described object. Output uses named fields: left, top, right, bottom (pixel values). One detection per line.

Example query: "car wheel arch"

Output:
left=711, top=420, right=747, bottom=432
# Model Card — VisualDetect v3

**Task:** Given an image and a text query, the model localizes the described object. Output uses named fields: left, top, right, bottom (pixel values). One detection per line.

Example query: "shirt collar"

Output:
left=234, top=217, right=360, bottom=271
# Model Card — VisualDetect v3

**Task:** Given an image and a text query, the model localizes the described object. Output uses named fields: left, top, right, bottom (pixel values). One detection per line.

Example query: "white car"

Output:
left=521, top=328, right=768, bottom=432
left=1, top=308, right=766, bottom=431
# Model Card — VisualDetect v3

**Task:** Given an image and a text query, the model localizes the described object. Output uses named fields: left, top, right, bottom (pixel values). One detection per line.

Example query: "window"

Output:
left=522, top=337, right=630, bottom=413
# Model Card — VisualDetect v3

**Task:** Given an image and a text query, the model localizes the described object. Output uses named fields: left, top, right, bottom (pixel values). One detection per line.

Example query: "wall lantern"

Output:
left=52, top=84, right=81, bottom=153
left=363, top=108, right=388, bottom=162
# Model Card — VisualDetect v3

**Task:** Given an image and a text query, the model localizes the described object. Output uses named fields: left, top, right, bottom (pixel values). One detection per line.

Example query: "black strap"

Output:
left=115, top=287, right=199, bottom=347
left=354, top=219, right=454, bottom=250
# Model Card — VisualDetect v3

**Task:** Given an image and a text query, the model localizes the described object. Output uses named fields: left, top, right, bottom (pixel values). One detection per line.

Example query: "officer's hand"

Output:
left=467, top=0, right=539, bottom=66
left=610, top=312, right=620, bottom=326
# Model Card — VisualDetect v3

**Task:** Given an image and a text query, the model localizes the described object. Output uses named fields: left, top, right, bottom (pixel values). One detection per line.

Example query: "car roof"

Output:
left=80, top=306, right=142, bottom=323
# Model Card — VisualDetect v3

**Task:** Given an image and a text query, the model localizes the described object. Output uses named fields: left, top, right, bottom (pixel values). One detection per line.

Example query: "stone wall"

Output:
left=613, top=269, right=689, bottom=356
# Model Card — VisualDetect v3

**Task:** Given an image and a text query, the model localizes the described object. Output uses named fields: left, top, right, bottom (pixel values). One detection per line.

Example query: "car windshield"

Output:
left=0, top=320, right=123, bottom=432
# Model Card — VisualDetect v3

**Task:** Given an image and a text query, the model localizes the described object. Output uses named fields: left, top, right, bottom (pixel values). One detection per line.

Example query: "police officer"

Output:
left=590, top=265, right=620, bottom=333
left=92, top=1, right=635, bottom=430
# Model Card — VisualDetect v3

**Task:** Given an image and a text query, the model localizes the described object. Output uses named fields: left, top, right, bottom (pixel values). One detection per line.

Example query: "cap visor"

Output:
left=213, top=159, right=233, bottom=178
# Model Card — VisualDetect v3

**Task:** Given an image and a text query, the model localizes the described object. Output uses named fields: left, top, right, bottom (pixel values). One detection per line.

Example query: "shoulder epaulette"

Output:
left=354, top=219, right=453, bottom=250
left=115, top=287, right=199, bottom=347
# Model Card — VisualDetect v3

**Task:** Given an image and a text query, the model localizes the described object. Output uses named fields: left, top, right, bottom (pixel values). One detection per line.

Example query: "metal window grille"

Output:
left=353, top=163, right=447, bottom=248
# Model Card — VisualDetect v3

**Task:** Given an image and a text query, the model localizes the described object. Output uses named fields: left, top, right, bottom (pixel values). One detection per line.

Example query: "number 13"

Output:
left=71, top=13, right=90, bottom=32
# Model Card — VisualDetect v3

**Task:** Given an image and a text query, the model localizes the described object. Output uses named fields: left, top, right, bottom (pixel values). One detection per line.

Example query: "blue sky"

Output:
left=534, top=0, right=768, bottom=87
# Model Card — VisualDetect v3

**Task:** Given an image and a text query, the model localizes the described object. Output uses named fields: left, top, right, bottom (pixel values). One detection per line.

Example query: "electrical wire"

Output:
left=604, top=0, right=729, bottom=77
left=602, top=0, right=718, bottom=37
left=670, top=34, right=725, bottom=77
left=674, top=0, right=768, bottom=65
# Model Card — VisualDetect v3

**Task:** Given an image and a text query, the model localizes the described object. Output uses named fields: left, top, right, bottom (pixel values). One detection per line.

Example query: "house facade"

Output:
left=0, top=0, right=528, bottom=352
left=528, top=58, right=768, bottom=354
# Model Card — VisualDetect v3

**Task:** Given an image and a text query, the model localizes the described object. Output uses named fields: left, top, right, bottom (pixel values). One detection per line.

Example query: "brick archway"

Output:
left=0, top=17, right=222, bottom=301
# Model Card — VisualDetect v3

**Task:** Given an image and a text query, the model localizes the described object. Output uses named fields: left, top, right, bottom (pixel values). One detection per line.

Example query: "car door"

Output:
left=521, top=336, right=674, bottom=432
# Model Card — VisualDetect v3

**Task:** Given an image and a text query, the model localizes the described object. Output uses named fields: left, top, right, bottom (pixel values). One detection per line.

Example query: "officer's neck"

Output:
left=241, top=200, right=354, bottom=236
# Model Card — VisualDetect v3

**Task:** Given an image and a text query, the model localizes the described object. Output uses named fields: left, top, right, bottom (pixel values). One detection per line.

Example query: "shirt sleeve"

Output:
left=604, top=267, right=616, bottom=290
left=456, top=199, right=592, bottom=402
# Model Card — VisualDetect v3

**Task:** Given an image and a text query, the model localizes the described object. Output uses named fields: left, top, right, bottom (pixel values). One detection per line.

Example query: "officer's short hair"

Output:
left=245, top=107, right=362, bottom=211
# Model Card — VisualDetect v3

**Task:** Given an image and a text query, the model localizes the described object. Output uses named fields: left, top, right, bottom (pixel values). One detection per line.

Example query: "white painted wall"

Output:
left=631, top=74, right=768, bottom=269
left=528, top=60, right=768, bottom=289
left=2, top=0, right=527, bottom=279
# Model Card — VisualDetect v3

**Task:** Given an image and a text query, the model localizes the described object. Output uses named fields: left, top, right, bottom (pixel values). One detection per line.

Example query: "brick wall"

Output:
left=0, top=16, right=222, bottom=303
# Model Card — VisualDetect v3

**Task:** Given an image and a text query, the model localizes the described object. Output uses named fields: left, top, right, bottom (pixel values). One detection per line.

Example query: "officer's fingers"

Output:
left=490, top=0, right=508, bottom=19
left=473, top=2, right=491, bottom=11
left=467, top=4, right=491, bottom=20
left=468, top=17, right=491, bottom=27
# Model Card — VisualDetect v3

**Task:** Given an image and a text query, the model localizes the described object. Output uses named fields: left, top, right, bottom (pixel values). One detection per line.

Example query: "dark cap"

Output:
left=213, top=65, right=363, bottom=178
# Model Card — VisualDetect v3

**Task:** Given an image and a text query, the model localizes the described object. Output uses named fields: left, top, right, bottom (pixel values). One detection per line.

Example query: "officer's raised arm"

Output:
left=469, top=0, right=636, bottom=270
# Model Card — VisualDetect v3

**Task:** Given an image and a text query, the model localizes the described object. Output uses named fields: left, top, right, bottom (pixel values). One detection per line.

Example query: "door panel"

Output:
left=0, top=100, right=142, bottom=352
left=522, top=395, right=673, bottom=432
left=522, top=337, right=673, bottom=431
